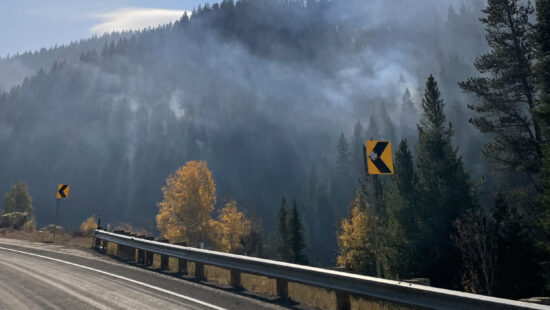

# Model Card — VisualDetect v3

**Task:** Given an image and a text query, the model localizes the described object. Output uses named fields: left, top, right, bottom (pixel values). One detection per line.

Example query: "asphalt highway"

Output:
left=0, top=238, right=285, bottom=310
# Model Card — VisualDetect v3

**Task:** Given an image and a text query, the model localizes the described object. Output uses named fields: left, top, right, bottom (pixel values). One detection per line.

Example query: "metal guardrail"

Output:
left=94, top=229, right=549, bottom=310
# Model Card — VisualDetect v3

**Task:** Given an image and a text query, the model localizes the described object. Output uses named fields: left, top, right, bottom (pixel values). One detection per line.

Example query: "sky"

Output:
left=0, top=1, right=213, bottom=57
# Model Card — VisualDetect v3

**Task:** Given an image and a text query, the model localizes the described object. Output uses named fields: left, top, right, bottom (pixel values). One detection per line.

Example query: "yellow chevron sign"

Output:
left=365, top=140, right=394, bottom=175
left=57, top=184, right=69, bottom=199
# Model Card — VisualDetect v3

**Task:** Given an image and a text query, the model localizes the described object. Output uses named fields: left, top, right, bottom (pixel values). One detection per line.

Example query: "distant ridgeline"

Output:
left=0, top=0, right=487, bottom=266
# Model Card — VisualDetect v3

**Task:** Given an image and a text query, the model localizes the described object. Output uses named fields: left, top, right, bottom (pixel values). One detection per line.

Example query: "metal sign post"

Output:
left=53, top=184, right=70, bottom=241
left=53, top=199, right=60, bottom=241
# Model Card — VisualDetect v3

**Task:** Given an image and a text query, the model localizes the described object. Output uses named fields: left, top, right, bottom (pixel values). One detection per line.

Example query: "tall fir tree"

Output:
left=384, top=139, right=419, bottom=279
left=535, top=0, right=550, bottom=137
left=540, top=144, right=550, bottom=286
left=543, top=145, right=550, bottom=239
left=534, top=0, right=550, bottom=290
left=2, top=182, right=33, bottom=215
left=336, top=131, right=353, bottom=210
left=336, top=132, right=351, bottom=174
left=276, top=196, right=291, bottom=261
left=288, top=199, right=308, bottom=264
left=491, top=191, right=546, bottom=298
left=459, top=0, right=543, bottom=181
left=416, top=75, right=475, bottom=288
left=352, top=121, right=365, bottom=178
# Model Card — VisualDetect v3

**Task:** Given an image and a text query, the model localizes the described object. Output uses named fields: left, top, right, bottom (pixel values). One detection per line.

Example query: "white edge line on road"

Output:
left=0, top=246, right=227, bottom=310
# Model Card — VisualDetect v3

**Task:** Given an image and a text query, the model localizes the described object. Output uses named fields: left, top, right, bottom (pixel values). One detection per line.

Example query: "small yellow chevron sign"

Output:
left=57, top=184, right=69, bottom=199
left=365, top=140, right=394, bottom=175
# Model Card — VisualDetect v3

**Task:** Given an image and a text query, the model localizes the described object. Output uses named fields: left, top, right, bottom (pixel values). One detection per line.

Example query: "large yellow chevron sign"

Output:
left=365, top=140, right=394, bottom=175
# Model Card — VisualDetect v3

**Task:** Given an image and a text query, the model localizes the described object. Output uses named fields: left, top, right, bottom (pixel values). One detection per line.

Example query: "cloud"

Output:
left=91, top=8, right=189, bottom=34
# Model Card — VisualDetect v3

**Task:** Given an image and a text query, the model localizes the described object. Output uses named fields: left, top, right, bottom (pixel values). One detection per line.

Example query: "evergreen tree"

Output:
left=540, top=145, right=550, bottom=283
left=336, top=132, right=350, bottom=172
left=543, top=145, right=550, bottom=238
left=1, top=182, right=33, bottom=229
left=492, top=191, right=546, bottom=298
left=402, top=88, right=416, bottom=114
left=535, top=0, right=550, bottom=137
left=352, top=121, right=365, bottom=177
left=2, top=182, right=33, bottom=215
left=535, top=2, right=550, bottom=269
left=384, top=139, right=418, bottom=278
left=416, top=75, right=475, bottom=288
left=336, top=131, right=353, bottom=209
left=276, top=196, right=291, bottom=261
left=459, top=0, right=543, bottom=180
left=288, top=199, right=308, bottom=264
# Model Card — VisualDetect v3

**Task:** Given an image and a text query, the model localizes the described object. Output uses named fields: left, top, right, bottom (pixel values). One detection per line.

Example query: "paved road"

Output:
left=0, top=238, right=285, bottom=310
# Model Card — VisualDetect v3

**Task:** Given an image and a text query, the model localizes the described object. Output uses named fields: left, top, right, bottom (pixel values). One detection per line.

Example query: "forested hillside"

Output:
left=0, top=31, right=131, bottom=92
left=0, top=0, right=486, bottom=260
left=2, top=0, right=549, bottom=299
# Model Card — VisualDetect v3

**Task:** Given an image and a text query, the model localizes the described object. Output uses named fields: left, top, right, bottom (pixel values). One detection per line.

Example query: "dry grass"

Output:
left=241, top=273, right=277, bottom=296
left=204, top=265, right=231, bottom=285
left=350, top=295, right=418, bottom=310
left=289, top=282, right=336, bottom=309
left=0, top=228, right=93, bottom=249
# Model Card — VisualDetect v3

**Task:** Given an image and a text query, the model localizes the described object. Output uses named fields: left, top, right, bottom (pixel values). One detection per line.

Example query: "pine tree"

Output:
left=535, top=0, right=550, bottom=137
left=535, top=1, right=550, bottom=258
left=416, top=75, right=475, bottom=288
left=288, top=199, right=308, bottom=264
left=276, top=196, right=291, bottom=261
left=459, top=0, right=543, bottom=180
left=540, top=145, right=550, bottom=277
left=336, top=132, right=350, bottom=172
left=492, top=191, right=546, bottom=298
left=1, top=182, right=33, bottom=229
left=402, top=88, right=416, bottom=114
left=384, top=139, right=418, bottom=278
left=2, top=182, right=33, bottom=215
left=352, top=121, right=365, bottom=176
left=543, top=145, right=550, bottom=236
left=336, top=131, right=353, bottom=208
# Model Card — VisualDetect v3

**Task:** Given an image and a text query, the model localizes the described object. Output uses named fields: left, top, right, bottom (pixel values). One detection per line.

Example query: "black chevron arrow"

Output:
left=58, top=185, right=68, bottom=198
left=369, top=142, right=391, bottom=173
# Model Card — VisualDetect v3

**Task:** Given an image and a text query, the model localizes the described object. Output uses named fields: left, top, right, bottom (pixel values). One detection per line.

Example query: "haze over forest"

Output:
left=0, top=0, right=487, bottom=259
left=4, top=0, right=550, bottom=298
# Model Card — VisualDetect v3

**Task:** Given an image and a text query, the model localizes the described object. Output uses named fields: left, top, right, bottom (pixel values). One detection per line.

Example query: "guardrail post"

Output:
left=161, top=255, right=169, bottom=270
left=276, top=279, right=289, bottom=301
left=145, top=251, right=153, bottom=266
left=230, top=270, right=242, bottom=290
left=94, top=237, right=101, bottom=249
left=336, top=291, right=351, bottom=310
left=195, top=262, right=205, bottom=281
left=116, top=244, right=122, bottom=257
left=178, top=258, right=188, bottom=275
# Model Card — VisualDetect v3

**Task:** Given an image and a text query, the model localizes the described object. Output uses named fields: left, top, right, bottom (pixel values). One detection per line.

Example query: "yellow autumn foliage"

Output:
left=156, top=161, right=216, bottom=246
left=213, top=200, right=251, bottom=253
left=336, top=192, right=377, bottom=274
left=80, top=216, right=97, bottom=234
